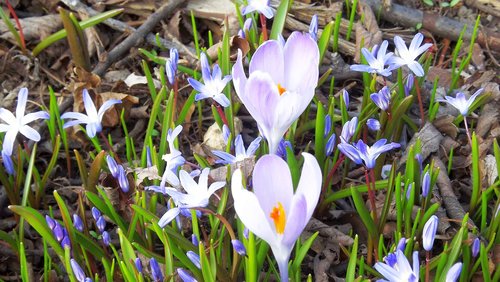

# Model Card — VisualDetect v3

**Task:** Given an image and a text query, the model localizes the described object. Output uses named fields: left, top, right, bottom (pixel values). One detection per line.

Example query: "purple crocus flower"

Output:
left=423, top=215, right=438, bottom=251
left=422, top=171, right=431, bottom=197
left=342, top=89, right=350, bottom=108
left=472, top=238, right=480, bottom=258
left=231, top=153, right=322, bottom=281
left=73, top=214, right=84, bottom=232
left=61, top=89, right=121, bottom=138
left=188, top=53, right=232, bottom=107
left=241, top=0, right=273, bottom=19
left=325, top=134, right=336, bottom=157
left=91, top=207, right=101, bottom=222
left=276, top=139, right=292, bottom=159
left=370, top=86, right=391, bottom=111
left=117, top=166, right=129, bottom=193
left=70, top=259, right=87, bottom=282
left=389, top=33, right=432, bottom=77
left=446, top=262, right=462, bottom=282
left=135, top=258, right=143, bottom=273
left=231, top=239, right=247, bottom=256
left=405, top=74, right=414, bottom=96
left=186, top=251, right=201, bottom=269
left=150, top=258, right=163, bottom=282
left=177, top=268, right=197, bottom=282
left=340, top=117, right=358, bottom=143
left=191, top=234, right=199, bottom=246
left=106, top=155, right=119, bottom=178
left=375, top=250, right=419, bottom=282
left=238, top=18, right=253, bottom=39
left=212, top=135, right=262, bottom=165
left=350, top=41, right=394, bottom=77
left=324, top=114, right=332, bottom=138
left=309, top=14, right=318, bottom=41
left=366, top=118, right=381, bottom=131
left=2, top=150, right=14, bottom=175
left=338, top=139, right=400, bottom=169
left=96, top=216, right=106, bottom=233
left=232, top=31, right=319, bottom=154
left=0, top=88, right=50, bottom=156
left=436, top=88, right=483, bottom=116
left=166, top=48, right=179, bottom=85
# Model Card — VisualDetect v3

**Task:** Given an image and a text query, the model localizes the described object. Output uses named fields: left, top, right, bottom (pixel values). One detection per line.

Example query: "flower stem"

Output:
left=259, top=13, right=268, bottom=41
left=365, top=168, right=378, bottom=224
left=213, top=101, right=229, bottom=127
left=414, top=78, right=425, bottom=128
left=172, top=78, right=178, bottom=121
left=463, top=116, right=472, bottom=147
left=100, top=132, right=122, bottom=163
left=425, top=251, right=430, bottom=282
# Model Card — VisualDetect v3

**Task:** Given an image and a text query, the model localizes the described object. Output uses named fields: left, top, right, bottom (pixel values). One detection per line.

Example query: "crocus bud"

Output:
left=472, top=238, right=480, bottom=258
left=309, top=14, right=318, bottom=41
left=61, top=236, right=71, bottom=249
left=422, top=171, right=431, bottom=197
left=96, top=216, right=106, bottom=233
left=166, top=59, right=176, bottom=85
left=135, top=258, right=142, bottom=273
left=366, top=118, right=380, bottom=131
left=91, top=207, right=101, bottom=221
left=146, top=146, right=153, bottom=168
left=222, top=124, right=231, bottom=144
left=106, top=155, right=119, bottom=178
left=324, top=114, right=332, bottom=138
left=102, top=231, right=110, bottom=246
left=46, top=215, right=56, bottom=230
left=186, top=251, right=201, bottom=269
left=117, top=166, right=129, bottom=193
left=325, top=134, right=336, bottom=157
left=73, top=214, right=84, bottom=232
left=231, top=239, right=247, bottom=256
left=177, top=268, right=197, bottom=282
left=150, top=258, right=163, bottom=282
left=53, top=222, right=65, bottom=242
left=343, top=89, right=350, bottom=108
left=191, top=234, right=199, bottom=246
left=370, top=86, right=391, bottom=111
left=405, top=74, right=414, bottom=96
left=423, top=215, right=438, bottom=251
left=445, top=262, right=462, bottom=282
left=70, top=259, right=86, bottom=282
left=2, top=150, right=14, bottom=175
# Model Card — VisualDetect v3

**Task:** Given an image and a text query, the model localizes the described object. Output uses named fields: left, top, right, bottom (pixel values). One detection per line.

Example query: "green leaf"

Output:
left=318, top=22, right=334, bottom=64
left=351, top=186, right=377, bottom=239
left=470, top=132, right=480, bottom=211
left=292, top=232, right=319, bottom=271
left=346, top=235, right=358, bottom=282
left=269, top=0, right=290, bottom=40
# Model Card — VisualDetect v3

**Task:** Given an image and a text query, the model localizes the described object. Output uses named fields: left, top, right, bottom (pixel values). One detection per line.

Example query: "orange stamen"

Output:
left=269, top=202, right=286, bottom=234
left=277, top=84, right=286, bottom=96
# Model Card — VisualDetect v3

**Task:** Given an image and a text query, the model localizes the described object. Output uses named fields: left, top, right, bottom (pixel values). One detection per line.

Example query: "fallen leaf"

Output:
left=206, top=36, right=250, bottom=62
left=0, top=14, right=61, bottom=44
left=124, top=72, right=161, bottom=88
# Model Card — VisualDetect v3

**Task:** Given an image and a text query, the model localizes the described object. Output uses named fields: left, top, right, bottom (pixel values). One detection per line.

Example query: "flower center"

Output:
left=269, top=202, right=286, bottom=234
left=277, top=84, right=286, bottom=96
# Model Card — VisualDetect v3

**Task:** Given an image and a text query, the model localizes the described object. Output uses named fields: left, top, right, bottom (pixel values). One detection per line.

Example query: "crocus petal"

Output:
left=213, top=94, right=231, bottom=108
left=22, top=111, right=49, bottom=124
left=338, top=143, right=362, bottom=165
left=250, top=40, right=284, bottom=85
left=63, top=120, right=86, bottom=129
left=231, top=169, right=276, bottom=244
left=412, top=251, right=420, bottom=279
left=350, top=64, right=376, bottom=73
left=282, top=194, right=307, bottom=247
left=188, top=78, right=207, bottom=93
left=374, top=262, right=400, bottom=281
left=409, top=33, right=424, bottom=52
left=283, top=31, right=319, bottom=92
left=158, top=207, right=181, bottom=227
left=232, top=50, right=248, bottom=102
left=16, top=88, right=28, bottom=119
left=407, top=61, right=425, bottom=77
left=200, top=53, right=211, bottom=83
left=445, top=262, right=462, bottom=282
left=234, top=135, right=245, bottom=157
left=0, top=124, right=10, bottom=132
left=2, top=129, right=18, bottom=156
left=393, top=36, right=409, bottom=58
left=252, top=154, right=294, bottom=224
left=82, top=90, right=98, bottom=119
left=294, top=152, right=322, bottom=220
left=179, top=170, right=199, bottom=195
left=246, top=136, right=262, bottom=156
left=261, top=6, right=274, bottom=19
left=61, top=112, right=89, bottom=123
left=212, top=150, right=236, bottom=164
left=361, top=47, right=377, bottom=67
left=98, top=99, right=121, bottom=121
left=0, top=108, right=16, bottom=124
left=19, top=125, right=41, bottom=141
left=414, top=43, right=433, bottom=57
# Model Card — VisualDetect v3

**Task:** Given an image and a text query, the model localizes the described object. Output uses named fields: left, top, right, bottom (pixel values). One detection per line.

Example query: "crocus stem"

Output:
left=214, top=102, right=229, bottom=127
left=425, top=251, right=430, bottom=282
left=463, top=116, right=472, bottom=147
left=100, top=132, right=122, bottom=163
left=172, top=78, right=178, bottom=121
left=365, top=169, right=378, bottom=224
left=277, top=259, right=289, bottom=282
left=322, top=155, right=345, bottom=196
left=259, top=13, right=268, bottom=41
left=414, top=78, right=425, bottom=127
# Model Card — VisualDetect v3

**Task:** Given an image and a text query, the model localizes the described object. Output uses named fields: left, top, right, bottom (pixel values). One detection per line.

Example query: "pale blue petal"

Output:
left=2, top=129, right=18, bottom=156
left=98, top=99, right=121, bottom=121
left=19, top=125, right=41, bottom=141
left=188, top=78, right=207, bottom=93
left=22, top=111, right=49, bottom=124
left=246, top=136, right=262, bottom=156
left=82, top=90, right=98, bottom=119
left=158, top=207, right=181, bottom=227
left=0, top=108, right=16, bottom=124
left=16, top=88, right=28, bottom=119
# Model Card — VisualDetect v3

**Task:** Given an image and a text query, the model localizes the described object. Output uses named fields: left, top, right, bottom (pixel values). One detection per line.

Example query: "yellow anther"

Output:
left=277, top=84, right=286, bottom=96
left=270, top=202, right=286, bottom=234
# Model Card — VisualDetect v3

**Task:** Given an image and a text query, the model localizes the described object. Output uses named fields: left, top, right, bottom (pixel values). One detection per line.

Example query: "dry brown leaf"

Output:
left=471, top=43, right=486, bottom=70
left=99, top=92, right=139, bottom=126
left=354, top=1, right=382, bottom=62
left=203, top=118, right=243, bottom=151
left=0, top=14, right=61, bottom=44
left=167, top=9, right=183, bottom=40
left=209, top=157, right=255, bottom=182
left=427, top=67, right=454, bottom=88
left=433, top=115, right=458, bottom=139
left=206, top=36, right=250, bottom=61
left=398, top=122, right=443, bottom=169
left=187, top=0, right=238, bottom=30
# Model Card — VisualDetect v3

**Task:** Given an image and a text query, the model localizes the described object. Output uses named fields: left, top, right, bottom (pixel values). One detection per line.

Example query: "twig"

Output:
left=91, top=0, right=185, bottom=76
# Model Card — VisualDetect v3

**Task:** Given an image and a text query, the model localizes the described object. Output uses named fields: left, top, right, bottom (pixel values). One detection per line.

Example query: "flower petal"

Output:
left=158, top=207, right=181, bottom=227
left=282, top=194, right=307, bottom=247
left=246, top=136, right=262, bottom=156
left=16, top=88, right=28, bottom=119
left=295, top=152, right=322, bottom=220
left=2, top=129, right=18, bottom=156
left=19, top=125, right=41, bottom=141
left=250, top=40, right=284, bottom=85
left=0, top=108, right=16, bottom=125
left=22, top=111, right=49, bottom=124
left=234, top=135, right=245, bottom=157
left=179, top=170, right=200, bottom=195
left=98, top=99, right=121, bottom=121
left=283, top=31, right=319, bottom=92
left=82, top=89, right=98, bottom=120
left=232, top=50, right=248, bottom=103
left=407, top=61, right=425, bottom=77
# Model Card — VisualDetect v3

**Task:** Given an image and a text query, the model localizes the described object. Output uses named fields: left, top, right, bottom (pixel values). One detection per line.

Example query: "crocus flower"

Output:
left=446, top=262, right=462, bottom=282
left=212, top=135, right=262, bottom=164
left=150, top=258, right=163, bottom=282
left=70, top=259, right=87, bottom=282
left=91, top=207, right=101, bottom=222
left=309, top=14, right=318, bottom=41
left=177, top=268, right=197, bottom=282
left=73, top=214, right=84, bottom=232
left=324, top=114, right=332, bottom=138
left=188, top=53, right=232, bottom=107
left=405, top=74, right=414, bottom=96
left=238, top=18, right=253, bottom=39
left=96, top=216, right=106, bottom=233
left=191, top=234, right=199, bottom=246
left=343, top=89, right=350, bottom=108
left=389, top=33, right=432, bottom=77
left=186, top=251, right=201, bottom=269
left=2, top=150, right=14, bottom=175
left=423, top=215, right=438, bottom=251
left=117, top=166, right=129, bottom=193
left=375, top=250, right=419, bottom=282
left=166, top=48, right=179, bottom=85
left=106, top=155, right=119, bottom=178
left=231, top=153, right=322, bottom=281
left=436, top=88, right=483, bottom=116
left=370, top=86, right=391, bottom=111
left=367, top=118, right=381, bottom=131
left=135, top=258, right=143, bottom=273
left=472, top=237, right=480, bottom=257
left=233, top=31, right=319, bottom=154
left=61, top=89, right=121, bottom=138
left=231, top=239, right=247, bottom=256
left=0, top=88, right=49, bottom=156
left=422, top=171, right=430, bottom=197
left=338, top=139, right=400, bottom=169
left=102, top=231, right=110, bottom=246
left=241, top=0, right=273, bottom=19
left=325, top=134, right=336, bottom=157
left=61, top=236, right=71, bottom=249
left=350, top=41, right=394, bottom=77
left=158, top=168, right=226, bottom=227
left=276, top=139, right=292, bottom=159
left=340, top=117, right=358, bottom=143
